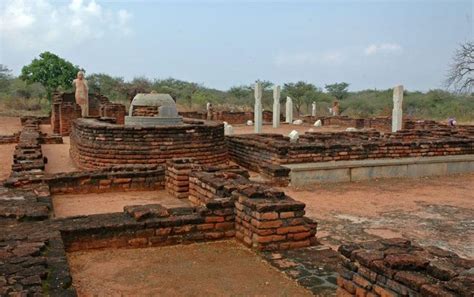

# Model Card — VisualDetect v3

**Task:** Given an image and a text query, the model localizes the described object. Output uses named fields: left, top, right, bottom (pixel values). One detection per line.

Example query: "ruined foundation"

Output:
left=337, top=239, right=473, bottom=297
left=69, top=118, right=228, bottom=169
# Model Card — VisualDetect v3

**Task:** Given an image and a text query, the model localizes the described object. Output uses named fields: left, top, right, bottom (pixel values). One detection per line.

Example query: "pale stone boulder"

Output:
left=314, top=120, right=322, bottom=127
left=247, top=120, right=253, bottom=126
left=293, top=119, right=303, bottom=125
left=345, top=127, right=357, bottom=132
left=224, top=124, right=234, bottom=135
left=288, top=130, right=299, bottom=143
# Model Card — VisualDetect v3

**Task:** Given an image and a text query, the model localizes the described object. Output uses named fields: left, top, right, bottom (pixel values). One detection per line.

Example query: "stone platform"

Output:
left=284, top=155, right=474, bottom=185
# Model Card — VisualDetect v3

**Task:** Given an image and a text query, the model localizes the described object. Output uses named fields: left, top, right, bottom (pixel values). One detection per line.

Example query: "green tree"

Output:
left=283, top=81, right=318, bottom=115
left=20, top=52, right=81, bottom=101
left=88, top=73, right=127, bottom=101
left=0, top=64, right=12, bottom=91
left=325, top=82, right=350, bottom=100
left=228, top=85, right=253, bottom=106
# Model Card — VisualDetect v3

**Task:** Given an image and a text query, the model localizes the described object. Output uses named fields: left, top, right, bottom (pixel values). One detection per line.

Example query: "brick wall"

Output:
left=51, top=92, right=126, bottom=135
left=47, top=165, right=165, bottom=194
left=132, top=106, right=159, bottom=116
left=234, top=184, right=317, bottom=251
left=180, top=110, right=281, bottom=124
left=337, top=239, right=473, bottom=297
left=70, top=118, right=228, bottom=169
left=227, top=128, right=474, bottom=171
left=100, top=103, right=126, bottom=124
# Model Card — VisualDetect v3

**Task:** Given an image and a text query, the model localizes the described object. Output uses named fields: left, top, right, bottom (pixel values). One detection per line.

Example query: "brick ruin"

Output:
left=69, top=118, right=228, bottom=169
left=180, top=110, right=279, bottom=124
left=337, top=239, right=473, bottom=297
left=1, top=117, right=319, bottom=295
left=51, top=92, right=126, bottom=135
left=227, top=125, right=474, bottom=180
left=1, top=115, right=473, bottom=296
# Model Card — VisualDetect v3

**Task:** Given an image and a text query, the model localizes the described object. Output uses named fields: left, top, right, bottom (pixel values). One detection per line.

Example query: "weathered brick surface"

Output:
left=234, top=184, right=317, bottom=251
left=337, top=239, right=473, bottom=297
left=51, top=92, right=126, bottom=135
left=180, top=110, right=280, bottom=124
left=227, top=127, right=474, bottom=176
left=69, top=118, right=228, bottom=169
left=166, top=158, right=196, bottom=199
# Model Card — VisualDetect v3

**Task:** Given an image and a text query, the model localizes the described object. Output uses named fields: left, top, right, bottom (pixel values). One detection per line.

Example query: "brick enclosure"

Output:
left=69, top=118, right=228, bottom=169
left=337, top=239, right=473, bottom=297
left=2, top=115, right=473, bottom=296
left=180, top=110, right=279, bottom=124
left=51, top=92, right=126, bottom=135
left=227, top=127, right=474, bottom=174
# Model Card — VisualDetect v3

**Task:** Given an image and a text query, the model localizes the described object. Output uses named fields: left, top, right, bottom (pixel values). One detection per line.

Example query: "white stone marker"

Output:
left=273, top=85, right=281, bottom=128
left=311, top=102, right=316, bottom=117
left=392, top=85, right=404, bottom=132
left=288, top=130, right=299, bottom=143
left=254, top=82, right=263, bottom=133
left=247, top=120, right=253, bottom=126
left=224, top=124, right=234, bottom=135
left=285, top=96, right=293, bottom=123
left=314, top=120, right=322, bottom=127
left=293, top=119, right=303, bottom=125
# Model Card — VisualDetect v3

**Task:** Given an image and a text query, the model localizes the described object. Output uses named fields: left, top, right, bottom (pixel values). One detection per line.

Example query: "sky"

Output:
left=0, top=0, right=472, bottom=91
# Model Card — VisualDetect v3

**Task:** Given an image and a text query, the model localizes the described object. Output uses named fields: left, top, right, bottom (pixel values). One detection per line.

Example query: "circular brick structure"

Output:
left=70, top=118, right=228, bottom=169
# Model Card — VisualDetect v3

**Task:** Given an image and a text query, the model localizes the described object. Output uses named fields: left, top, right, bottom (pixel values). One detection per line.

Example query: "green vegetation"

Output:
left=324, top=82, right=350, bottom=101
left=1, top=51, right=473, bottom=122
left=20, top=52, right=81, bottom=102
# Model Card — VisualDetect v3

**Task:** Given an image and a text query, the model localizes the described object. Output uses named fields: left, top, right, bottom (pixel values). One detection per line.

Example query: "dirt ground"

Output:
left=0, top=116, right=21, bottom=135
left=284, top=174, right=474, bottom=258
left=232, top=123, right=347, bottom=135
left=53, top=190, right=191, bottom=218
left=0, top=144, right=15, bottom=181
left=68, top=240, right=312, bottom=297
left=43, top=137, right=78, bottom=174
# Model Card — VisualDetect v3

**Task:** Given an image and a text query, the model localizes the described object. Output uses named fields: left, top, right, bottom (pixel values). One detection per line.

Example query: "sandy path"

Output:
left=285, top=174, right=474, bottom=220
left=0, top=144, right=15, bottom=180
left=284, top=174, right=474, bottom=257
left=68, top=240, right=312, bottom=297
left=53, top=190, right=191, bottom=218
left=0, top=116, right=21, bottom=135
left=43, top=137, right=78, bottom=174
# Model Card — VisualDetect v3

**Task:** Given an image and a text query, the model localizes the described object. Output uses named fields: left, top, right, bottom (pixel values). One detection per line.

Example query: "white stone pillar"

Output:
left=254, top=82, right=263, bottom=133
left=311, top=101, right=316, bottom=117
left=392, top=85, right=403, bottom=132
left=272, top=85, right=281, bottom=128
left=285, top=96, right=293, bottom=123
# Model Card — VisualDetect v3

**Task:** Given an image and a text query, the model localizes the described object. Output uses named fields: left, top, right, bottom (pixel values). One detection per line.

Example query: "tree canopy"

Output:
left=445, top=42, right=474, bottom=94
left=283, top=81, right=319, bottom=115
left=20, top=52, right=81, bottom=101
left=325, top=82, right=350, bottom=100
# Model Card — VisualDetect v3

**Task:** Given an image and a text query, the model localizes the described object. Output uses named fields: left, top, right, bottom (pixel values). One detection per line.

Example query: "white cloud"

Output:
left=275, top=50, right=345, bottom=67
left=364, top=43, right=402, bottom=56
left=0, top=0, right=132, bottom=50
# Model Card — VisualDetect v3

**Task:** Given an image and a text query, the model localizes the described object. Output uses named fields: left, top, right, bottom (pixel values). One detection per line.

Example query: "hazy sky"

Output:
left=0, top=0, right=472, bottom=91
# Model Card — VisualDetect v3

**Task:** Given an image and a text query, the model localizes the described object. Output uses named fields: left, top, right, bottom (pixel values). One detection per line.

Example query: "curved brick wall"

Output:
left=70, top=118, right=228, bottom=169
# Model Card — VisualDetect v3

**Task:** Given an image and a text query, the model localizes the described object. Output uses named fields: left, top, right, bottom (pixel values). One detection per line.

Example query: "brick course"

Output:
left=69, top=118, right=228, bottom=169
left=336, top=239, right=473, bottom=297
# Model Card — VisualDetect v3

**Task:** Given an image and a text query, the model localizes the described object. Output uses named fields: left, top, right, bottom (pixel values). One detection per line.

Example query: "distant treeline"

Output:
left=1, top=66, right=473, bottom=121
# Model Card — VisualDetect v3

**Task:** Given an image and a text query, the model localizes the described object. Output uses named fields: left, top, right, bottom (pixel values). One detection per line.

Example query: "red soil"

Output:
left=68, top=240, right=312, bottom=297
left=53, top=190, right=191, bottom=218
